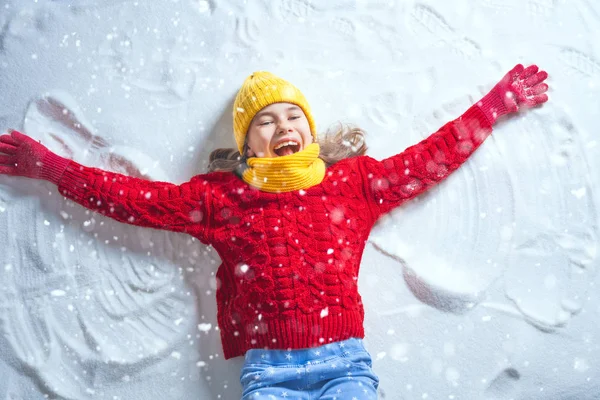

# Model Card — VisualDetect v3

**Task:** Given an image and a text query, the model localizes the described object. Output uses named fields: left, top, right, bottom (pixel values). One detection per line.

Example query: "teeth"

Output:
left=274, top=141, right=299, bottom=150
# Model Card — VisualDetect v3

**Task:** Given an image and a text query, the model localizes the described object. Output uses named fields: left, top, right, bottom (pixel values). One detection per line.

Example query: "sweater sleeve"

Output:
left=43, top=154, right=213, bottom=244
left=360, top=103, right=493, bottom=219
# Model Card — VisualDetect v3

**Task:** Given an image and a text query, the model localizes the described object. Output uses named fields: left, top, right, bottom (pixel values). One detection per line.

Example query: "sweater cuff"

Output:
left=477, top=88, right=509, bottom=126
left=39, top=151, right=71, bottom=185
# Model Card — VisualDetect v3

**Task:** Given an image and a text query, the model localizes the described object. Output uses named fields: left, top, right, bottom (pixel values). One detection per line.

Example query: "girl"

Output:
left=0, top=65, right=548, bottom=399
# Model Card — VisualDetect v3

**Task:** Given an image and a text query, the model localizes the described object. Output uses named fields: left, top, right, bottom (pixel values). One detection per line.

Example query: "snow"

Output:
left=1, top=0, right=599, bottom=399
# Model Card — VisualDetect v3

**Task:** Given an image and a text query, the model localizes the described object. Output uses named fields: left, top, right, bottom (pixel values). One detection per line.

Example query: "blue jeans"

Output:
left=240, top=337, right=379, bottom=399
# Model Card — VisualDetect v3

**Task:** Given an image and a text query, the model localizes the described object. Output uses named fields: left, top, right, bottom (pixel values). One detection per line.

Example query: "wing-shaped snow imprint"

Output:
left=371, top=97, right=598, bottom=333
left=502, top=111, right=598, bottom=332
left=0, top=91, right=208, bottom=399
left=23, top=91, right=169, bottom=180
left=369, top=95, right=514, bottom=314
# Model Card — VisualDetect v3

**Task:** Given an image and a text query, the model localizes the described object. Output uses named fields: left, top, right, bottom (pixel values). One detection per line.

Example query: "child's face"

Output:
left=245, top=102, right=313, bottom=158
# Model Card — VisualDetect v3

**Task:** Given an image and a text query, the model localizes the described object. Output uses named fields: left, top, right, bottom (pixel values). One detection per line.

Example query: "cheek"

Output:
left=260, top=130, right=274, bottom=144
left=248, top=129, right=272, bottom=149
left=305, top=121, right=312, bottom=134
left=248, top=127, right=264, bottom=142
left=296, top=120, right=311, bottom=136
left=303, top=123, right=313, bottom=141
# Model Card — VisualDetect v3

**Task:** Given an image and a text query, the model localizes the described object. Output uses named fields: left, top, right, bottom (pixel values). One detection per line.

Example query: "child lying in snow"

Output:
left=0, top=64, right=548, bottom=398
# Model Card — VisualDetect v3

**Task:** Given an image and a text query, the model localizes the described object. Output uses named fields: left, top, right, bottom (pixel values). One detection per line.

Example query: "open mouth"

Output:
left=273, top=141, right=300, bottom=156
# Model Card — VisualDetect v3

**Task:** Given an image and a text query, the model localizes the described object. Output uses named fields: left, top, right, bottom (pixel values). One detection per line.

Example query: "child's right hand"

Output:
left=0, top=130, right=51, bottom=179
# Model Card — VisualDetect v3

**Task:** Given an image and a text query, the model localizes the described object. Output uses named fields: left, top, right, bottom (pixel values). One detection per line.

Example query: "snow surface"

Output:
left=1, top=0, right=599, bottom=399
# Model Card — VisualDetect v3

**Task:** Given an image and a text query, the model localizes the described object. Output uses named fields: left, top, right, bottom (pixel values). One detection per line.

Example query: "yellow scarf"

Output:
left=241, top=143, right=326, bottom=193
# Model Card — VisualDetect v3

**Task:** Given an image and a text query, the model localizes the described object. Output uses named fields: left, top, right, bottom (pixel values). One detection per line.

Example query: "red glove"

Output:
left=0, top=130, right=70, bottom=184
left=478, top=64, right=549, bottom=125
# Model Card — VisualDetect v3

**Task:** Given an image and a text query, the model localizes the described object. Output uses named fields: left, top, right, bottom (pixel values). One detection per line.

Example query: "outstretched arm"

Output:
left=360, top=64, right=549, bottom=218
left=0, top=130, right=213, bottom=244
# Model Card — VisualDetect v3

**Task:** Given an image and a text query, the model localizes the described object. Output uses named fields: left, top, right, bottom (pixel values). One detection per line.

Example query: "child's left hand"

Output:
left=497, top=64, right=549, bottom=112
left=478, top=64, right=549, bottom=125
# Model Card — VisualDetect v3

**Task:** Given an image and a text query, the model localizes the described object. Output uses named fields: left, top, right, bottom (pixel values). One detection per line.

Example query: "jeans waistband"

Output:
left=243, top=337, right=367, bottom=365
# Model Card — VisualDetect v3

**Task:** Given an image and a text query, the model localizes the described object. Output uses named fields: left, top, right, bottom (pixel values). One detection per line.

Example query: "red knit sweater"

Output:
left=44, top=104, right=493, bottom=359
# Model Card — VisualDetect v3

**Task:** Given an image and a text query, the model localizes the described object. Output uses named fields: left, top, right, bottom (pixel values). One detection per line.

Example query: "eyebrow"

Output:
left=254, top=106, right=301, bottom=119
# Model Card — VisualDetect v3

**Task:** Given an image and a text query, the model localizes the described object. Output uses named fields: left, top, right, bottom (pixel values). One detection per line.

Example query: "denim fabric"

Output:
left=240, top=337, right=379, bottom=399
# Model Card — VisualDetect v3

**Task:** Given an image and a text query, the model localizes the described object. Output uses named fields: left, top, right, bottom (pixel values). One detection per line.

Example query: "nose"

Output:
left=277, top=120, right=293, bottom=135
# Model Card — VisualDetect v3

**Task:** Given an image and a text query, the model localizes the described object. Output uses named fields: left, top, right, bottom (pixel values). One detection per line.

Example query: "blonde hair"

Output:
left=207, top=123, right=368, bottom=174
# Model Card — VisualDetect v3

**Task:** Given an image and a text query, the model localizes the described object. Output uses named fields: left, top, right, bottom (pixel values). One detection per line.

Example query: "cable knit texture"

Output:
left=49, top=104, right=492, bottom=359
left=478, top=88, right=508, bottom=126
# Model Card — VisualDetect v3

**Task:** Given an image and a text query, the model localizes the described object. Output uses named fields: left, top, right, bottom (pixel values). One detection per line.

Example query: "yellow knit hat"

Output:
left=232, top=71, right=317, bottom=155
